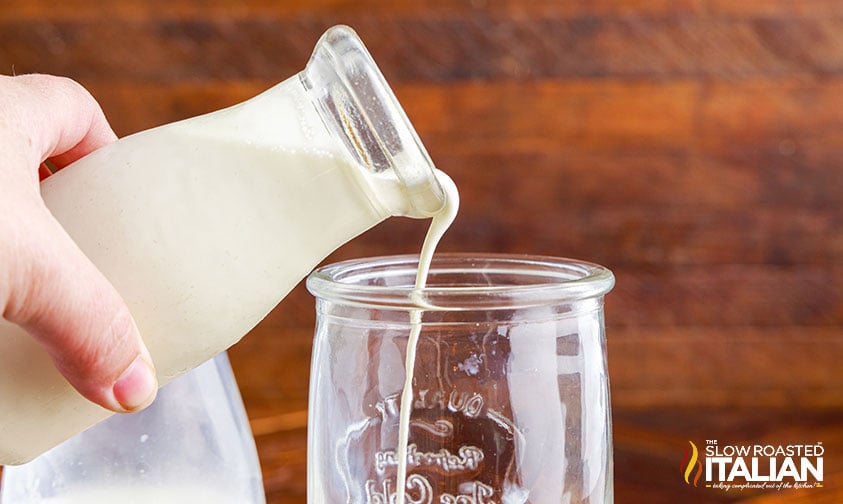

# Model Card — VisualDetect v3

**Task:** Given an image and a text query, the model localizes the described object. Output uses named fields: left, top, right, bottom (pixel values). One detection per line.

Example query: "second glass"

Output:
left=306, top=254, right=615, bottom=503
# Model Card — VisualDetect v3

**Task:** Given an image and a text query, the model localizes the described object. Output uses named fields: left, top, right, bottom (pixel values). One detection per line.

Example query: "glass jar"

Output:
left=1, top=353, right=264, bottom=503
left=306, top=254, right=615, bottom=503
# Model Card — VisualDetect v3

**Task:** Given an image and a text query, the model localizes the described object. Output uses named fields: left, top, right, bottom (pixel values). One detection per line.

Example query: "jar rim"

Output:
left=306, top=253, right=615, bottom=310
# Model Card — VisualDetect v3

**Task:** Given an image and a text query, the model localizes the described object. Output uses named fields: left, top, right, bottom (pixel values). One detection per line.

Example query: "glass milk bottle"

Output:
left=0, top=25, right=448, bottom=465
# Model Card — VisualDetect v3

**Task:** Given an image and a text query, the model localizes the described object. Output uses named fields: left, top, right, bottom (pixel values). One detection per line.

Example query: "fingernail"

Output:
left=113, top=355, right=158, bottom=412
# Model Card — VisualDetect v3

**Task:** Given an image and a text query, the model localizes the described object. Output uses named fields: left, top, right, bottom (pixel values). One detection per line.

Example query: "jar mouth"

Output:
left=306, top=253, right=615, bottom=310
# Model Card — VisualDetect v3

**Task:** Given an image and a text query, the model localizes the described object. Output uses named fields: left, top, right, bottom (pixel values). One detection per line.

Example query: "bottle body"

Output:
left=0, top=25, right=447, bottom=465
left=0, top=75, right=389, bottom=464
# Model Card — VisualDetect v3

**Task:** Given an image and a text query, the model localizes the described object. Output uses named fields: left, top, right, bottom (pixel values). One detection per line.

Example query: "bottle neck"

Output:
left=300, top=25, right=446, bottom=219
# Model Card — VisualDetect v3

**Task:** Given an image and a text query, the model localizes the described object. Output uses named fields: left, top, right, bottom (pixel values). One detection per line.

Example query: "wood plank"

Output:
left=233, top=322, right=843, bottom=501
left=228, top=325, right=314, bottom=415
left=233, top=319, right=843, bottom=411
left=398, top=79, right=843, bottom=160
left=2, top=0, right=842, bottom=23
left=78, top=80, right=701, bottom=148
left=240, top=258, right=843, bottom=329
left=233, top=324, right=843, bottom=415
left=253, top=406, right=843, bottom=502
left=253, top=429, right=307, bottom=503
left=439, top=206, right=843, bottom=268
left=232, top=300, right=843, bottom=414
left=94, top=76, right=843, bottom=145
left=608, top=326, right=843, bottom=409
left=252, top=409, right=843, bottom=504
left=699, top=80, right=843, bottom=143
left=0, top=0, right=722, bottom=24
left=4, top=15, right=843, bottom=82
left=222, top=262, right=843, bottom=351
left=400, top=80, right=699, bottom=152
left=83, top=81, right=268, bottom=134
left=231, top=323, right=842, bottom=499
left=48, top=79, right=843, bottom=219
left=336, top=195, right=843, bottom=268
left=72, top=79, right=843, bottom=174
left=0, top=0, right=694, bottom=22
left=613, top=407, right=843, bottom=503
left=704, top=0, right=843, bottom=18
left=64, top=77, right=843, bottom=152
left=610, top=266, right=843, bottom=326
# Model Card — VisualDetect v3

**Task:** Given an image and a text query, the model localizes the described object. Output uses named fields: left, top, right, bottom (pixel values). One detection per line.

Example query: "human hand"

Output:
left=0, top=74, right=157, bottom=413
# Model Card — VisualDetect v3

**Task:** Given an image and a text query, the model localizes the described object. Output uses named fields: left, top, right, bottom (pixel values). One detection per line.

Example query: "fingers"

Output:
left=0, top=74, right=118, bottom=169
left=0, top=74, right=157, bottom=412
left=3, top=215, right=158, bottom=412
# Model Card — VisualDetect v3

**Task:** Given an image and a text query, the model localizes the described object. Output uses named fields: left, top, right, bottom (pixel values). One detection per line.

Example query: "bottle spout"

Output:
left=301, top=25, right=447, bottom=217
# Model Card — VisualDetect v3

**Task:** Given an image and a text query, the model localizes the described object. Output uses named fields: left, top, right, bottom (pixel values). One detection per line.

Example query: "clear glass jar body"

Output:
left=306, top=254, right=615, bottom=504
left=0, top=353, right=265, bottom=503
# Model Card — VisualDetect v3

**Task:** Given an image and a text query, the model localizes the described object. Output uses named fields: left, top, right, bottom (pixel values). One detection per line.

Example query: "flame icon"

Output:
left=681, top=441, right=703, bottom=486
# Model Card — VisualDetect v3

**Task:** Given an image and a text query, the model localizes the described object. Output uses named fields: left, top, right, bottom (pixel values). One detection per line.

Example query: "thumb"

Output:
left=0, top=74, right=157, bottom=413
left=3, top=207, right=158, bottom=413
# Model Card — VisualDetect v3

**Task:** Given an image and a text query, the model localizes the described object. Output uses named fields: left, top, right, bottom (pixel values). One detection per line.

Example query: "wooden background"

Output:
left=1, top=1, right=842, bottom=502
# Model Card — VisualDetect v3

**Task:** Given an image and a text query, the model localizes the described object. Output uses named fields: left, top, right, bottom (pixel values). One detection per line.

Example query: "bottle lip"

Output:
left=301, top=25, right=446, bottom=217
left=306, top=253, right=615, bottom=311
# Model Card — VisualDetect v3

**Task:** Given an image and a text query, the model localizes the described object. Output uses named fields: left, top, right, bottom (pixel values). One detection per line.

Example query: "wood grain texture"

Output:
left=4, top=9, right=843, bottom=82
left=1, top=0, right=841, bottom=502
left=2, top=0, right=842, bottom=23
